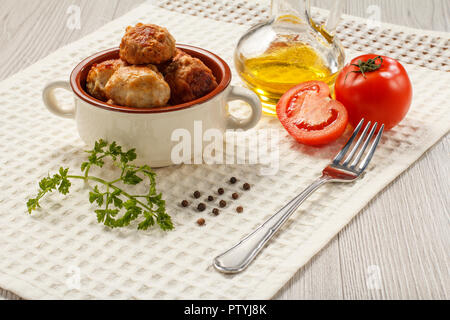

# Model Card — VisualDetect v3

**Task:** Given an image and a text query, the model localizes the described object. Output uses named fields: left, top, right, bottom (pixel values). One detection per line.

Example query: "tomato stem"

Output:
left=345, top=56, right=383, bottom=82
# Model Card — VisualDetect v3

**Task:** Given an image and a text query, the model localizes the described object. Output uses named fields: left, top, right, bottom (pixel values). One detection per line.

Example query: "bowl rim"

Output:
left=69, top=44, right=232, bottom=114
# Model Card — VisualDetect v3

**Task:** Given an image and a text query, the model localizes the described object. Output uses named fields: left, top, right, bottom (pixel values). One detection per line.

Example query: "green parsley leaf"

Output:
left=26, top=140, right=173, bottom=232
left=89, top=186, right=104, bottom=206
left=122, top=170, right=143, bottom=185
left=26, top=198, right=40, bottom=214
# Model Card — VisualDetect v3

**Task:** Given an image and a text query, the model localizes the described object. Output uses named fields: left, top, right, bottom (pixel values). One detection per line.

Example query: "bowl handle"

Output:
left=226, top=86, right=262, bottom=130
left=42, top=81, right=76, bottom=119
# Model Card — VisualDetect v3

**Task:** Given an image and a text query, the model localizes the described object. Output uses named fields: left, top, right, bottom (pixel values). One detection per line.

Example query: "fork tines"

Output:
left=333, top=119, right=384, bottom=173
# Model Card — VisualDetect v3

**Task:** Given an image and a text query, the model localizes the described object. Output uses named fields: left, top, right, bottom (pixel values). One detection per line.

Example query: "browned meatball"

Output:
left=86, top=59, right=126, bottom=101
left=163, top=49, right=218, bottom=104
left=104, top=65, right=170, bottom=108
left=120, top=23, right=176, bottom=65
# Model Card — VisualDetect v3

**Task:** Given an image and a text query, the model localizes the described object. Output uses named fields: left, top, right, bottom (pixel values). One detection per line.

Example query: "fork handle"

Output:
left=213, top=176, right=330, bottom=273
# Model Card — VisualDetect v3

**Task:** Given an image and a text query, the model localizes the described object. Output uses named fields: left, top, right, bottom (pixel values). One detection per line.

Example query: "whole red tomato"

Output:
left=335, top=54, right=412, bottom=130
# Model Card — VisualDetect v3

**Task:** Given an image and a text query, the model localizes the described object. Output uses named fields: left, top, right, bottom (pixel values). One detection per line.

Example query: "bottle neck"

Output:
left=270, top=0, right=311, bottom=20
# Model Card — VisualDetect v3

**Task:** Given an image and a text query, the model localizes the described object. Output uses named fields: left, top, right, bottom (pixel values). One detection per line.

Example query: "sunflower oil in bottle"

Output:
left=236, top=42, right=338, bottom=115
left=234, top=0, right=345, bottom=116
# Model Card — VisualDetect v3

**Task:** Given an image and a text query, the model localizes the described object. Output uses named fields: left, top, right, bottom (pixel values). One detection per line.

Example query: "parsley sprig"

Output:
left=27, top=140, right=173, bottom=231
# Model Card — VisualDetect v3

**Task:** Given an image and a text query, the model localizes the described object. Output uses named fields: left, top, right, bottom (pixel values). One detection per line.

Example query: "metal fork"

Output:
left=213, top=119, right=384, bottom=273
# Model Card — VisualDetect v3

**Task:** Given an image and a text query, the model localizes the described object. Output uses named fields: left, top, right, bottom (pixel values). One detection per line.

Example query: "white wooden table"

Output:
left=0, top=0, right=448, bottom=300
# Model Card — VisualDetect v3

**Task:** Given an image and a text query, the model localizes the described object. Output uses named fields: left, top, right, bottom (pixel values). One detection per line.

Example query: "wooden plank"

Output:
left=274, top=239, right=344, bottom=299
left=310, top=0, right=449, bottom=32
left=0, top=0, right=145, bottom=81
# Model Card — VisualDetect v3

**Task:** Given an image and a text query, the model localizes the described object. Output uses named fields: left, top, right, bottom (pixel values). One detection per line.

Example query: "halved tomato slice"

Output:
left=276, top=81, right=348, bottom=146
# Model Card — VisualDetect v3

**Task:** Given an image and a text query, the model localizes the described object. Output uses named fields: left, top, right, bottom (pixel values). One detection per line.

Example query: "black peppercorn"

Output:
left=230, top=177, right=237, bottom=184
left=218, top=188, right=224, bottom=195
left=219, top=200, right=226, bottom=208
left=193, top=191, right=201, bottom=198
left=236, top=206, right=244, bottom=213
left=232, top=192, right=239, bottom=200
left=207, top=195, right=214, bottom=202
left=243, top=183, right=251, bottom=191
left=181, top=200, right=189, bottom=207
left=197, top=203, right=206, bottom=212
left=212, top=208, right=220, bottom=216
